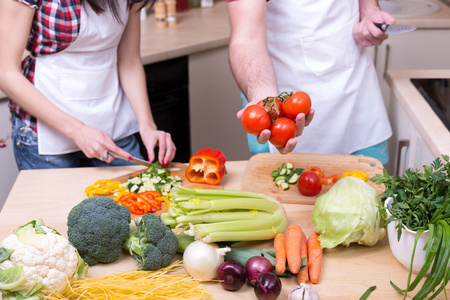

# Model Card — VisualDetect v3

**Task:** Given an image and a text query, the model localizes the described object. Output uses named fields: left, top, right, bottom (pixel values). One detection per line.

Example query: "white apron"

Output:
left=266, top=0, right=392, bottom=154
left=34, top=0, right=139, bottom=155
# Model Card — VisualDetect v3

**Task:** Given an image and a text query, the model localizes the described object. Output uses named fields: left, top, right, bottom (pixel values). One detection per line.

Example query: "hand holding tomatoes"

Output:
left=241, top=91, right=312, bottom=148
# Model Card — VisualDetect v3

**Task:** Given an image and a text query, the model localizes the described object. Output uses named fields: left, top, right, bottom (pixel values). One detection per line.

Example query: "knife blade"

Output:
left=374, top=23, right=416, bottom=34
left=107, top=151, right=163, bottom=169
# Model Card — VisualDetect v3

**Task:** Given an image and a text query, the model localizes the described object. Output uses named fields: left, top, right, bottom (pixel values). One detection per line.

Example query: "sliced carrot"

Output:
left=308, top=233, right=323, bottom=284
left=274, top=233, right=286, bottom=274
left=285, top=224, right=303, bottom=274
left=297, top=232, right=309, bottom=284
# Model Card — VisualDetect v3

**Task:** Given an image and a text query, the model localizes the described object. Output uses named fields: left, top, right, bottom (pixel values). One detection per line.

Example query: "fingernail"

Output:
left=161, top=160, right=166, bottom=166
left=164, top=162, right=170, bottom=167
left=128, top=156, right=133, bottom=160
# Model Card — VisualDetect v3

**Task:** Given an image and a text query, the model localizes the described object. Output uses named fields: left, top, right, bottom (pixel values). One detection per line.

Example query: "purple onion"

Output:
left=245, top=255, right=273, bottom=286
left=254, top=272, right=282, bottom=300
left=217, top=261, right=247, bottom=291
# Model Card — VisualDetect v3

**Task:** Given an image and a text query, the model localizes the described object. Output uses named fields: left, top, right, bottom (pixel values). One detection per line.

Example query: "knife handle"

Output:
left=374, top=23, right=388, bottom=31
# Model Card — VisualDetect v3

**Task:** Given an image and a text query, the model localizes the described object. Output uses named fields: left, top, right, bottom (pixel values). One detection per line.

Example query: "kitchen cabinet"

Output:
left=387, top=91, right=435, bottom=175
left=372, top=29, right=450, bottom=174
left=188, top=46, right=252, bottom=161
left=0, top=99, right=19, bottom=211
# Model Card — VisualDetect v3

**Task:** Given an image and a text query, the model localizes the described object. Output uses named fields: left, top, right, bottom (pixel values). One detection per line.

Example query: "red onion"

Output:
left=217, top=261, right=247, bottom=291
left=245, top=255, right=273, bottom=286
left=254, top=272, right=282, bottom=300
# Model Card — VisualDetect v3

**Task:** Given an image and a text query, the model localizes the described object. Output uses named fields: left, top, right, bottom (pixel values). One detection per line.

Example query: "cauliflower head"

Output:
left=0, top=219, right=88, bottom=299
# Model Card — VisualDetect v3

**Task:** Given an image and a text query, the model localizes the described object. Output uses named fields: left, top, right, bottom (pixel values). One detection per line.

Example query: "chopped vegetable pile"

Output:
left=122, top=163, right=181, bottom=196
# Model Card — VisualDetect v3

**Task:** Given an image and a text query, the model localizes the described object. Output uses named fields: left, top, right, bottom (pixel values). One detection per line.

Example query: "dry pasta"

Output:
left=45, top=260, right=213, bottom=300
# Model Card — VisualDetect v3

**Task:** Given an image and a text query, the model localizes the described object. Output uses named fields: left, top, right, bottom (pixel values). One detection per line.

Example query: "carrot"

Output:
left=285, top=224, right=303, bottom=274
left=307, top=233, right=323, bottom=284
left=297, top=232, right=309, bottom=284
left=274, top=233, right=286, bottom=274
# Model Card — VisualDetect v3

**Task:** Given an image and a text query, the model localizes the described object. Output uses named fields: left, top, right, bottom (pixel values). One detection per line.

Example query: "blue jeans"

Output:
left=11, top=111, right=143, bottom=170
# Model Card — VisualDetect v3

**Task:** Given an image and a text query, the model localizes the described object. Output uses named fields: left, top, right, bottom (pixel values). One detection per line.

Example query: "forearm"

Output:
left=358, top=0, right=381, bottom=19
left=227, top=0, right=278, bottom=103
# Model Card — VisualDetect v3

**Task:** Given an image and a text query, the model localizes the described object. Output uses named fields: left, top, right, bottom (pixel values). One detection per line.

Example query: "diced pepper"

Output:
left=117, top=192, right=162, bottom=215
left=85, top=179, right=125, bottom=197
left=320, top=175, right=339, bottom=185
left=185, top=148, right=226, bottom=185
left=341, top=170, right=369, bottom=181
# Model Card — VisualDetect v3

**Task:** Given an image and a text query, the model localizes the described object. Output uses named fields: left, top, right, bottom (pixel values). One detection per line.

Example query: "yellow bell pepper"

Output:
left=341, top=170, right=369, bottom=181
left=85, top=179, right=126, bottom=197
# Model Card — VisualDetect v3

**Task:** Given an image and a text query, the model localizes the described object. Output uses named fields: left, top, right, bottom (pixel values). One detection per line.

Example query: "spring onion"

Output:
left=160, top=187, right=288, bottom=243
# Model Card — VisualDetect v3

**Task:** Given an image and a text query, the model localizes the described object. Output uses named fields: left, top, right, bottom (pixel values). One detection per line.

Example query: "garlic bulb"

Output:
left=288, top=283, right=320, bottom=300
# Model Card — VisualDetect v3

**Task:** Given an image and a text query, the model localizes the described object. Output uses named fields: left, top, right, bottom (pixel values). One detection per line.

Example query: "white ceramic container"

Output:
left=385, top=197, right=429, bottom=273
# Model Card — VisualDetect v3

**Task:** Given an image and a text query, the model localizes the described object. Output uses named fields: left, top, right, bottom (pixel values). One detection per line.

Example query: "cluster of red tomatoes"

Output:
left=241, top=91, right=312, bottom=147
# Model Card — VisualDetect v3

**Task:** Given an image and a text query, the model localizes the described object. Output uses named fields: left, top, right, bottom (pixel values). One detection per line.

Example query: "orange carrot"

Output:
left=308, top=233, right=323, bottom=284
left=285, top=224, right=303, bottom=274
left=274, top=233, right=287, bottom=274
left=297, top=232, right=309, bottom=284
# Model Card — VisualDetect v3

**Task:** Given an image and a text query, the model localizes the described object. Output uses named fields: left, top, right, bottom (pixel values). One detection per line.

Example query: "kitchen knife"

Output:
left=374, top=23, right=416, bottom=34
left=107, top=151, right=163, bottom=169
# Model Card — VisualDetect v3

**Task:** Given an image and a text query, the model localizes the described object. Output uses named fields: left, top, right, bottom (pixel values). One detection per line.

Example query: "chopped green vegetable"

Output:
left=160, top=187, right=288, bottom=243
left=271, top=162, right=304, bottom=189
left=122, top=163, right=181, bottom=196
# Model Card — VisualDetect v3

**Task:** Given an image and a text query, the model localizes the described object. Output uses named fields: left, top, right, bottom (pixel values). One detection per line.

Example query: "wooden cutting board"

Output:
left=111, top=162, right=223, bottom=190
left=241, top=153, right=385, bottom=205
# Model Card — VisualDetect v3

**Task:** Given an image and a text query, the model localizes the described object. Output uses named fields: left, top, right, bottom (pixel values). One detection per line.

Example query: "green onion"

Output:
left=160, top=187, right=288, bottom=243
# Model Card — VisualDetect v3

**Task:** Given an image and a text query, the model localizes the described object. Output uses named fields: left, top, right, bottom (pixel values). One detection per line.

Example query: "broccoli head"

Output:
left=123, top=213, right=178, bottom=271
left=67, top=196, right=131, bottom=266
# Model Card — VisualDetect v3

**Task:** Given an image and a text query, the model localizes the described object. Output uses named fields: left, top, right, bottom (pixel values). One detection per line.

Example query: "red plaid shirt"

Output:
left=10, top=0, right=81, bottom=131
left=10, top=0, right=139, bottom=132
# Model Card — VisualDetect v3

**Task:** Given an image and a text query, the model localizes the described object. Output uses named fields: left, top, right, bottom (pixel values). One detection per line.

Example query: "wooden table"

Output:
left=0, top=161, right=447, bottom=299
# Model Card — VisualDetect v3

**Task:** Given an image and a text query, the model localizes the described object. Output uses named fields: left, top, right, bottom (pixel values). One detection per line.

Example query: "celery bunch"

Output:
left=160, top=187, right=288, bottom=243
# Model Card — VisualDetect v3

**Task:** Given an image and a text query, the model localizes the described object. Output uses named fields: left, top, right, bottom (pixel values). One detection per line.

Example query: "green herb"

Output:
left=359, top=286, right=376, bottom=300
left=370, top=154, right=450, bottom=299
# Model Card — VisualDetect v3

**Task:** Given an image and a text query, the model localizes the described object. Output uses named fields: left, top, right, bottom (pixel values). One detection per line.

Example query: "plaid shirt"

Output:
left=10, top=0, right=81, bottom=131
left=10, top=0, right=140, bottom=132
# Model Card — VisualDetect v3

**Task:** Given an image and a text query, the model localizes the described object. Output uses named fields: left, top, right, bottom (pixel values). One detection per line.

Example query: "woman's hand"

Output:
left=139, top=128, right=176, bottom=167
left=69, top=123, right=127, bottom=163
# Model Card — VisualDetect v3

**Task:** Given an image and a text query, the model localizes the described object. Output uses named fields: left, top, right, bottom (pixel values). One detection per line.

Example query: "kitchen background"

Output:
left=1, top=0, right=450, bottom=210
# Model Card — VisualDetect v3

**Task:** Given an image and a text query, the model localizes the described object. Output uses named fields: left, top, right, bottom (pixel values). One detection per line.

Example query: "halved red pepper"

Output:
left=307, top=166, right=339, bottom=185
left=185, top=148, right=226, bottom=185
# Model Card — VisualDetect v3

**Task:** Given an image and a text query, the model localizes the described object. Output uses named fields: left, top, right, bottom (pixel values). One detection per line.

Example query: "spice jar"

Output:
left=154, top=0, right=167, bottom=28
left=166, top=0, right=177, bottom=26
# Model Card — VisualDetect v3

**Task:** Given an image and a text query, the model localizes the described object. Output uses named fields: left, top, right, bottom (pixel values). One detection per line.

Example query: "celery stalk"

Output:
left=190, top=210, right=286, bottom=238
left=200, top=216, right=288, bottom=243
left=175, top=211, right=272, bottom=224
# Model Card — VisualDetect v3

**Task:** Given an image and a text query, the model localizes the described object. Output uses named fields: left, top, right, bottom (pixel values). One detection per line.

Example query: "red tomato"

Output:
left=269, top=117, right=296, bottom=148
left=241, top=105, right=272, bottom=135
left=297, top=170, right=322, bottom=196
left=282, top=91, right=312, bottom=120
left=258, top=97, right=284, bottom=121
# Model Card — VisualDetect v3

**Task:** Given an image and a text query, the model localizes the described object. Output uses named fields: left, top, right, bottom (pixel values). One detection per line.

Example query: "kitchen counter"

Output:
left=1, top=0, right=450, bottom=100
left=1, top=160, right=449, bottom=299
left=386, top=69, right=450, bottom=158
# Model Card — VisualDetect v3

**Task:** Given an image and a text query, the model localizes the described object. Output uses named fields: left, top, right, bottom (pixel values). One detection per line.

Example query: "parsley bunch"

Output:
left=371, top=154, right=450, bottom=299
left=371, top=154, right=450, bottom=233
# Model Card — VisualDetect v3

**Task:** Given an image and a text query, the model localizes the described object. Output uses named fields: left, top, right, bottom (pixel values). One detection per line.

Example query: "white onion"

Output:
left=183, top=241, right=230, bottom=280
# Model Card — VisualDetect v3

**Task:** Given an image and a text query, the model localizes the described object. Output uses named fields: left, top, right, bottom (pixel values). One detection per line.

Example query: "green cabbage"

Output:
left=312, top=176, right=386, bottom=249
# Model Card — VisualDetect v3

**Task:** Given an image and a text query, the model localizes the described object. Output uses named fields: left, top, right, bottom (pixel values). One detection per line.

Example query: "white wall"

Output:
left=0, top=100, right=19, bottom=211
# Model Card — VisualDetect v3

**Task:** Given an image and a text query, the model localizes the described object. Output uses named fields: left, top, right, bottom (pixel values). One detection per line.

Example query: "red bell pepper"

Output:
left=185, top=148, right=226, bottom=185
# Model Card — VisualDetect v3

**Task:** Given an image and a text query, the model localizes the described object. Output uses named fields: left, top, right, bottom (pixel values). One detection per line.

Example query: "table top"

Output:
left=0, top=161, right=447, bottom=299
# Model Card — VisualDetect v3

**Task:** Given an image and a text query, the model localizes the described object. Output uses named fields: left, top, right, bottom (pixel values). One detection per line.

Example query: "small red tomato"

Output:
left=297, top=170, right=322, bottom=196
left=282, top=91, right=312, bottom=120
left=241, top=105, right=272, bottom=135
left=258, top=97, right=284, bottom=122
left=269, top=117, right=296, bottom=148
